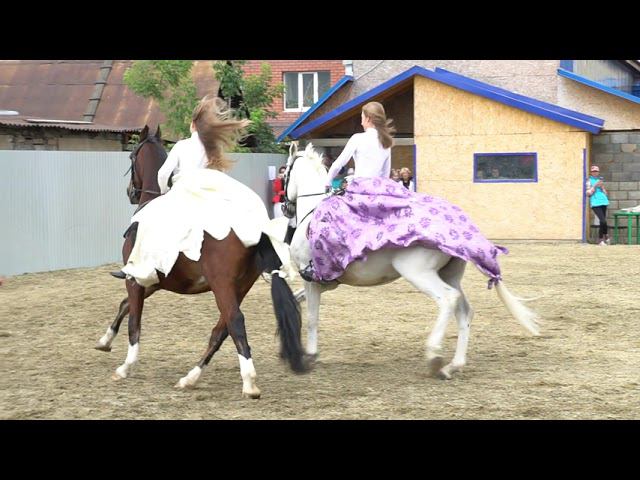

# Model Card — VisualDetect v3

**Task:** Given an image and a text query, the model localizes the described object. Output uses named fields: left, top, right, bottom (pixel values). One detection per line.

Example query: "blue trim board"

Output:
left=276, top=75, right=353, bottom=142
left=473, top=152, right=538, bottom=183
left=291, top=66, right=423, bottom=138
left=413, top=144, right=417, bottom=192
left=582, top=148, right=587, bottom=243
left=558, top=68, right=640, bottom=105
left=560, top=60, right=574, bottom=72
left=289, top=65, right=605, bottom=138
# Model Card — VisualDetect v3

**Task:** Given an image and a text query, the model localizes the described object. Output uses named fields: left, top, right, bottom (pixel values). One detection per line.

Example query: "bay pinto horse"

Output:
left=284, top=142, right=541, bottom=380
left=95, top=125, right=309, bottom=398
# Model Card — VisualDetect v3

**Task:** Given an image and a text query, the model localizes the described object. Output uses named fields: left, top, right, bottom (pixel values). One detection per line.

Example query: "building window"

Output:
left=283, top=71, right=331, bottom=111
left=473, top=153, right=538, bottom=183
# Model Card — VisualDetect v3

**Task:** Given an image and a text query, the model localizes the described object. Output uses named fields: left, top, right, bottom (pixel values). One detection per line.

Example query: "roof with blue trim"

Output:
left=286, top=65, right=605, bottom=138
left=276, top=75, right=353, bottom=142
left=557, top=68, right=640, bottom=105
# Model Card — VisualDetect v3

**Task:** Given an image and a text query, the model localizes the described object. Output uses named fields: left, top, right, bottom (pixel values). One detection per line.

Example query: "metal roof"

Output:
left=0, top=115, right=141, bottom=133
left=0, top=60, right=220, bottom=138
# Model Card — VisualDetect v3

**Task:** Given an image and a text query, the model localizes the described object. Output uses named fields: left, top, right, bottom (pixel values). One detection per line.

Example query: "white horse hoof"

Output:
left=95, top=344, right=112, bottom=352
left=174, top=378, right=196, bottom=390
left=242, top=388, right=261, bottom=399
left=111, top=371, right=126, bottom=381
left=437, top=368, right=453, bottom=380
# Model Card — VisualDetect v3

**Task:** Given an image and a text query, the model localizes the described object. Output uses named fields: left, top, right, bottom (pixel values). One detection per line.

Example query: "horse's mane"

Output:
left=294, top=142, right=326, bottom=177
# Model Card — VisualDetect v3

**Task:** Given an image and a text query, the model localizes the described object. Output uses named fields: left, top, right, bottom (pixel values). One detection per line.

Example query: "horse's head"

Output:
left=282, top=141, right=327, bottom=222
left=127, top=125, right=167, bottom=204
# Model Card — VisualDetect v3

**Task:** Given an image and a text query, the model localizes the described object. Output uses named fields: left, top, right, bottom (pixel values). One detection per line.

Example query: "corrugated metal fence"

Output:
left=0, top=151, right=287, bottom=276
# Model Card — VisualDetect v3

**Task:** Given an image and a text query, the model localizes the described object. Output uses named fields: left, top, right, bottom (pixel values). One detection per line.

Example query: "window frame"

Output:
left=473, top=152, right=538, bottom=183
left=283, top=71, right=329, bottom=112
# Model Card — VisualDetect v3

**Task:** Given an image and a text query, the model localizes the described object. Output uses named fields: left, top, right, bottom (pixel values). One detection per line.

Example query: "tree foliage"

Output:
left=124, top=60, right=285, bottom=153
left=124, top=60, right=199, bottom=140
left=213, top=61, right=285, bottom=153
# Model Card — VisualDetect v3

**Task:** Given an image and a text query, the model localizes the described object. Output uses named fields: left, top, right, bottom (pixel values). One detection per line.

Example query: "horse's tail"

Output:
left=255, top=234, right=309, bottom=373
left=494, top=280, right=541, bottom=336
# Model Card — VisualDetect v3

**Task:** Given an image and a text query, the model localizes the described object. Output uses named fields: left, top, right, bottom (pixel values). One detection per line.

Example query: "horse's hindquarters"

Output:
left=338, top=249, right=401, bottom=286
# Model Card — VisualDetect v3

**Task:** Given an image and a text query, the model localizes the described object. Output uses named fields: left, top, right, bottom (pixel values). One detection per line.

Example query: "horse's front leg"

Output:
left=112, top=279, right=145, bottom=380
left=96, top=285, right=159, bottom=352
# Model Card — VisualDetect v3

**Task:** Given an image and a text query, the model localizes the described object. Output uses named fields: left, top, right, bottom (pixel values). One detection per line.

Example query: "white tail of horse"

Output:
left=494, top=281, right=541, bottom=336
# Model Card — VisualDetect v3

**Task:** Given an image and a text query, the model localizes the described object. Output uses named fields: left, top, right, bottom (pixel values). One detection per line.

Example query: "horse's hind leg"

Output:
left=96, top=285, right=159, bottom=352
left=175, top=317, right=228, bottom=390
left=438, top=258, right=473, bottom=380
left=112, top=280, right=145, bottom=380
left=391, top=248, right=460, bottom=378
left=176, top=246, right=260, bottom=396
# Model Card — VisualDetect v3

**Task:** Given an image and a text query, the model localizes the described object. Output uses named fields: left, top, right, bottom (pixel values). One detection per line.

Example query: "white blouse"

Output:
left=326, top=128, right=391, bottom=187
left=157, top=131, right=209, bottom=194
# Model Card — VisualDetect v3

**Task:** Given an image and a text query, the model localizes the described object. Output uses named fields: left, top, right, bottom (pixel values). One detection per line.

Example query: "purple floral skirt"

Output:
left=307, top=177, right=507, bottom=285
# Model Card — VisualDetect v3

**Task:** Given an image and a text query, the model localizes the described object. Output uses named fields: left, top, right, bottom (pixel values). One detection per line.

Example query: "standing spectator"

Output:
left=399, top=167, right=415, bottom=191
left=586, top=165, right=610, bottom=245
left=272, top=165, right=287, bottom=218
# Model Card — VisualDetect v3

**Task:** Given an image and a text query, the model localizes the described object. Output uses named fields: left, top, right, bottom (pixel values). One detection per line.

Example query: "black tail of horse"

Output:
left=255, top=234, right=309, bottom=373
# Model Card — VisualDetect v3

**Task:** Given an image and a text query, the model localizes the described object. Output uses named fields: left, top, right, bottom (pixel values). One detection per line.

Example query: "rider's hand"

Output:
left=325, top=185, right=332, bottom=194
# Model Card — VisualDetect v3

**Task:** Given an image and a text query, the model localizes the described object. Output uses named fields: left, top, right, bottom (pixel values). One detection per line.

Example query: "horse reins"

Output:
left=127, top=137, right=162, bottom=197
left=283, top=151, right=328, bottom=224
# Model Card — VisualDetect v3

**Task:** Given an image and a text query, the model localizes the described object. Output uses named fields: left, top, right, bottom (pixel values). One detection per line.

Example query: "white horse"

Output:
left=285, top=142, right=540, bottom=379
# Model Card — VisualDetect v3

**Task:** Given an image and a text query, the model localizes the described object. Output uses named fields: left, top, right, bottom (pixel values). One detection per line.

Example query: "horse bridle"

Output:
left=282, top=150, right=331, bottom=224
left=126, top=137, right=162, bottom=199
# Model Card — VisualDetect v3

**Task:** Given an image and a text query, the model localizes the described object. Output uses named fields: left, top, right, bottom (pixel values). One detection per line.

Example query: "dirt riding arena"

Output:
left=1, top=243, right=638, bottom=419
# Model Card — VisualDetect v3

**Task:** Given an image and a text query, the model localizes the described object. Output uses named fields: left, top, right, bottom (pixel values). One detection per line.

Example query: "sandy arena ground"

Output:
left=1, top=242, right=638, bottom=419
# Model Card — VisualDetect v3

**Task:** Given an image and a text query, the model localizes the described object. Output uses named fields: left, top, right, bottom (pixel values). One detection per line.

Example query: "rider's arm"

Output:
left=326, top=135, right=357, bottom=187
left=157, top=144, right=180, bottom=194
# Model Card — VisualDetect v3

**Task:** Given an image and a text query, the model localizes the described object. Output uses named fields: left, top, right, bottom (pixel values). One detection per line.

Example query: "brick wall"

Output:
left=243, top=60, right=344, bottom=135
left=591, top=131, right=640, bottom=243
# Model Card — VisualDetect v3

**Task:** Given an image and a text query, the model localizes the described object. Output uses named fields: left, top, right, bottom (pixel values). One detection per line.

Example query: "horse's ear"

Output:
left=140, top=125, right=149, bottom=140
left=289, top=141, right=298, bottom=158
left=155, top=125, right=162, bottom=140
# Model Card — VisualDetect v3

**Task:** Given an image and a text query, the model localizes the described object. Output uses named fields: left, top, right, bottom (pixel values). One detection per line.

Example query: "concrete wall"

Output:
left=558, top=77, right=640, bottom=131
left=590, top=131, right=640, bottom=242
left=414, top=76, right=588, bottom=240
left=353, top=60, right=561, bottom=104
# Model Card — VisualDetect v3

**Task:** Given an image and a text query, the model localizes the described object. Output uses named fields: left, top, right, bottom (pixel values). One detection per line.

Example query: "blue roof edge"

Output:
left=276, top=75, right=354, bottom=142
left=558, top=68, right=640, bottom=105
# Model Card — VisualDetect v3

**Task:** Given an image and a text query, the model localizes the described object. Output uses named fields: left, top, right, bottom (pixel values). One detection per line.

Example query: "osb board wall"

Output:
left=414, top=76, right=589, bottom=240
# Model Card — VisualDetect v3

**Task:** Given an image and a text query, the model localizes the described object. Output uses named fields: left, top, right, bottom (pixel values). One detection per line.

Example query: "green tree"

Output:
left=123, top=60, right=198, bottom=139
left=213, top=61, right=286, bottom=153
left=124, top=60, right=285, bottom=153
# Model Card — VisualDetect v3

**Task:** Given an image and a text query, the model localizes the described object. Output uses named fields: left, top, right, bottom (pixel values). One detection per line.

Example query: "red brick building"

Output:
left=242, top=60, right=345, bottom=137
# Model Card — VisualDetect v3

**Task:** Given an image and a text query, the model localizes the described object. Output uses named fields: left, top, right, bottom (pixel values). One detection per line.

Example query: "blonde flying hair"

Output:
left=362, top=101, right=396, bottom=149
left=192, top=95, right=251, bottom=171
